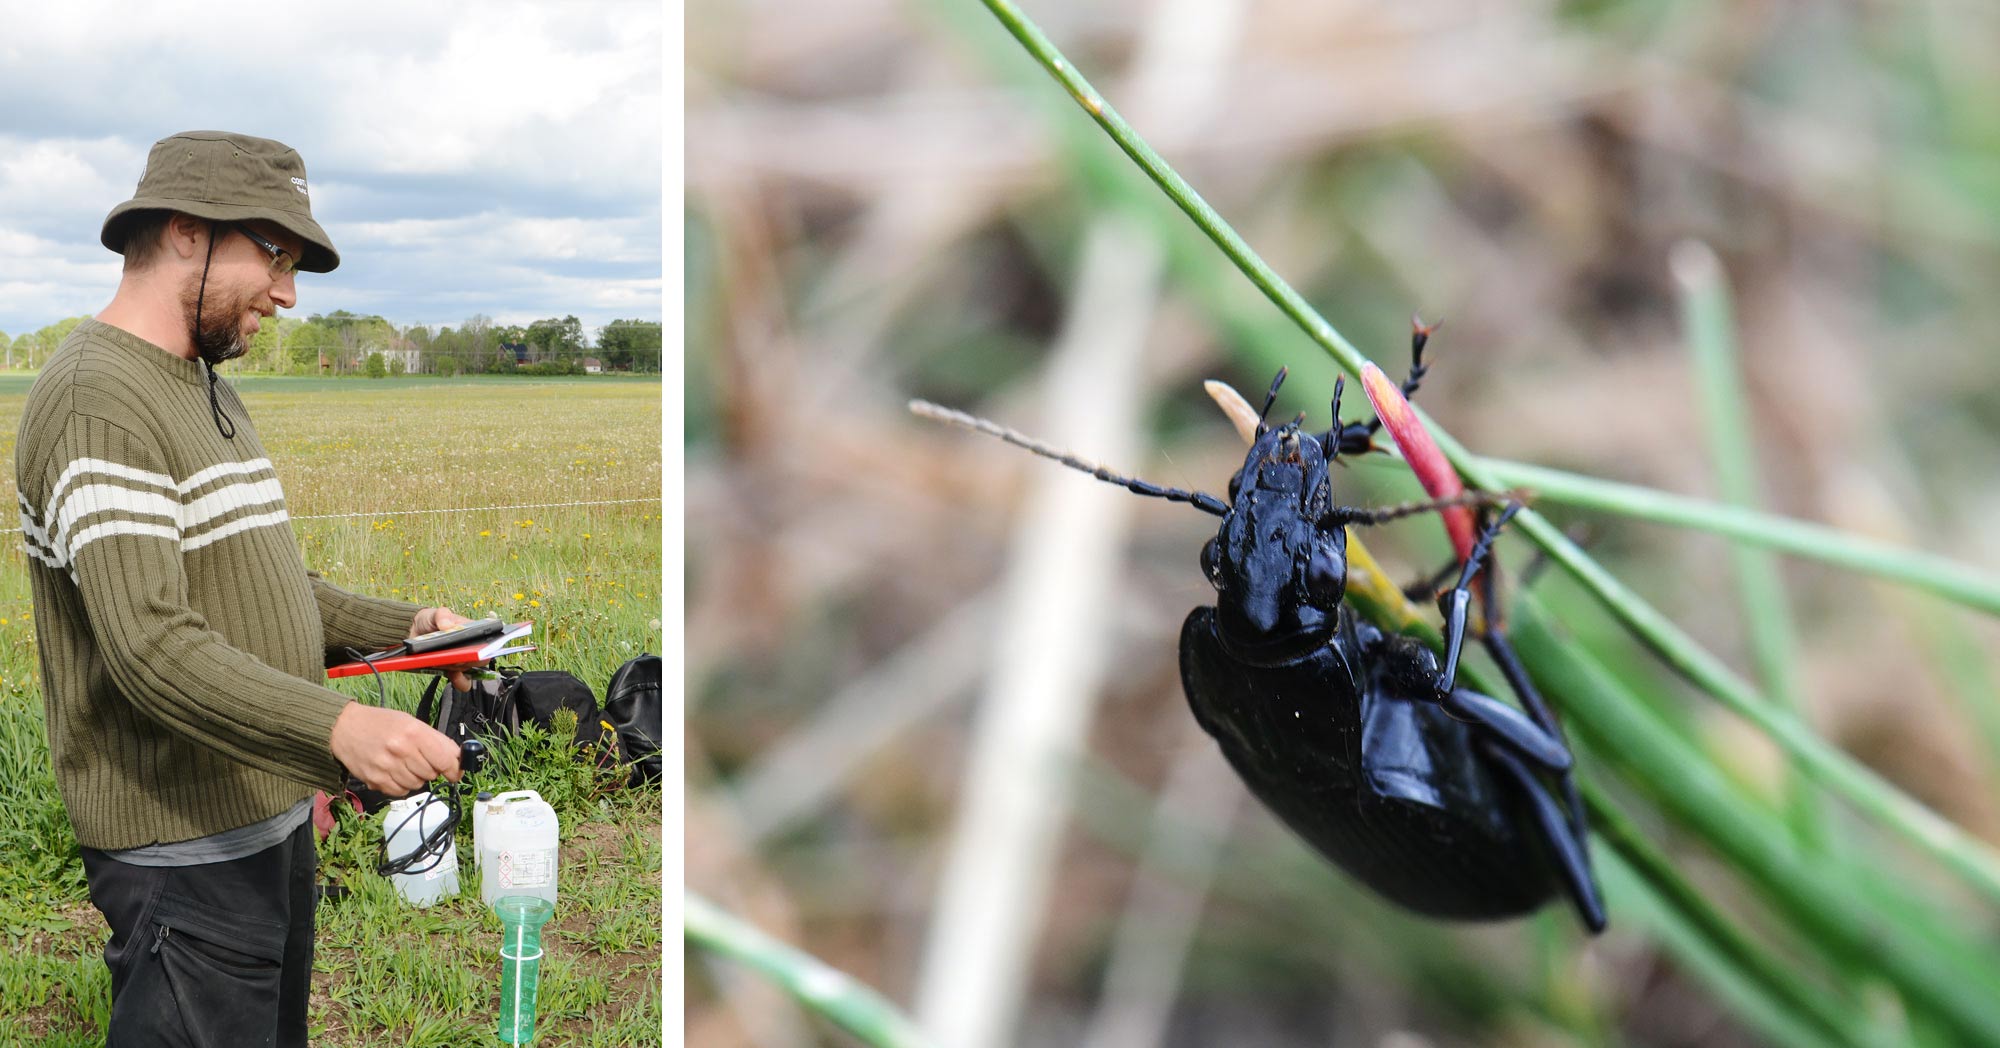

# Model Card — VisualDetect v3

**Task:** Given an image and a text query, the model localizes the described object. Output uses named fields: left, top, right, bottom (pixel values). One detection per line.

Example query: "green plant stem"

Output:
left=1509, top=600, right=2000, bottom=1045
left=974, top=0, right=2000, bottom=913
left=1487, top=489, right=2000, bottom=909
left=1581, top=785, right=1876, bottom=1048
left=1674, top=242, right=1824, bottom=850
left=1472, top=457, right=2000, bottom=618
left=975, top=0, right=1377, bottom=374
left=685, top=891, right=935, bottom=1048
left=1908, top=596, right=2000, bottom=778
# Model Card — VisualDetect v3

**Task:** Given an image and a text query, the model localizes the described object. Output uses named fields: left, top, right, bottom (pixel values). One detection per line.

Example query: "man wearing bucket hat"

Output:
left=16, top=131, right=475, bottom=1046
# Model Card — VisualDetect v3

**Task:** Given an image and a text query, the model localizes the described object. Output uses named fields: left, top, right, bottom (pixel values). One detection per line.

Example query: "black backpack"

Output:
left=416, top=668, right=612, bottom=757
left=416, top=669, right=516, bottom=748
left=508, top=670, right=615, bottom=755
left=603, top=653, right=662, bottom=787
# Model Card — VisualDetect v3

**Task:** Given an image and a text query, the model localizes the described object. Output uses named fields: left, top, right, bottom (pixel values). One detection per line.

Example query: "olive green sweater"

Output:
left=16, top=319, right=421, bottom=850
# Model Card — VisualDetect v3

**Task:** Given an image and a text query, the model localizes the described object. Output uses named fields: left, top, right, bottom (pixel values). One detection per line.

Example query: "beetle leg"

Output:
left=1449, top=504, right=1598, bottom=905
left=1401, top=557, right=1463, bottom=603
left=1442, top=688, right=1571, bottom=772
left=1403, top=508, right=1577, bottom=602
left=1433, top=502, right=1523, bottom=696
left=1481, top=627, right=1590, bottom=841
left=1325, top=490, right=1505, bottom=530
left=1328, top=316, right=1436, bottom=457
left=1472, top=545, right=1591, bottom=840
left=1480, top=739, right=1607, bottom=934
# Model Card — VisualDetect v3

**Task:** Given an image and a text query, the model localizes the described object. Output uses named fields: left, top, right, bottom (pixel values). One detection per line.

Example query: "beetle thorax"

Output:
left=1207, top=426, right=1346, bottom=665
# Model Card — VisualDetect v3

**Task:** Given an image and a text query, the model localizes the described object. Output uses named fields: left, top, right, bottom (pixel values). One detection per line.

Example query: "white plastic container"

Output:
left=383, top=792, right=459, bottom=907
left=480, top=789, right=560, bottom=909
left=471, top=791, right=495, bottom=869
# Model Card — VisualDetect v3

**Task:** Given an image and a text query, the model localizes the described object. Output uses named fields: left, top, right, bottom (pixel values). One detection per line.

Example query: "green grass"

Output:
left=957, top=4, right=2000, bottom=1043
left=0, top=376, right=662, bottom=1046
left=683, top=3, right=2000, bottom=1046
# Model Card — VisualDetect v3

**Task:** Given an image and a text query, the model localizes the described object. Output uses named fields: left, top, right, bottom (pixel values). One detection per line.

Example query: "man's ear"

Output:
left=165, top=213, right=209, bottom=262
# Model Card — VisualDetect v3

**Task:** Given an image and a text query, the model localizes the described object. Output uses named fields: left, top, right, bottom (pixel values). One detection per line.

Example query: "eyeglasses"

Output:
left=232, top=224, right=298, bottom=279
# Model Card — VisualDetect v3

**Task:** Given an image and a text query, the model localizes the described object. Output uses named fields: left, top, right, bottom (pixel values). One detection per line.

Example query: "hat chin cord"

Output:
left=194, top=221, right=237, bottom=440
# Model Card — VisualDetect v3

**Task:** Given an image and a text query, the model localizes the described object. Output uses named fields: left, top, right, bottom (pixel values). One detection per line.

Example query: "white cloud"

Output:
left=0, top=136, right=146, bottom=221
left=318, top=12, right=660, bottom=194
left=345, top=213, right=657, bottom=265
left=0, top=0, right=662, bottom=336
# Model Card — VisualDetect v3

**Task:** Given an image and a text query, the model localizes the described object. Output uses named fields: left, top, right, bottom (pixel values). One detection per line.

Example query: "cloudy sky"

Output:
left=0, top=0, right=662, bottom=343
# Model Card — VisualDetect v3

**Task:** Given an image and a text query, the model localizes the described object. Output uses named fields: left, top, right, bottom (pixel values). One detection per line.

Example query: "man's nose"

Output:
left=270, top=270, right=297, bottom=309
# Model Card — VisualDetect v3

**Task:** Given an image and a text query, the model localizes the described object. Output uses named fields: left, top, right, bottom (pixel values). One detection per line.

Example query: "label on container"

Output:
left=499, top=848, right=555, bottom=889
left=423, top=849, right=458, bottom=881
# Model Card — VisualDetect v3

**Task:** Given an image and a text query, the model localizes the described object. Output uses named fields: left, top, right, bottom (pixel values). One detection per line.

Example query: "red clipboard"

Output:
left=326, top=622, right=535, bottom=679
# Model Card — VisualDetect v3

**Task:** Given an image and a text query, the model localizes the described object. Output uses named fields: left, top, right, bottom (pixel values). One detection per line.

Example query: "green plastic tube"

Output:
left=495, top=895, right=555, bottom=1044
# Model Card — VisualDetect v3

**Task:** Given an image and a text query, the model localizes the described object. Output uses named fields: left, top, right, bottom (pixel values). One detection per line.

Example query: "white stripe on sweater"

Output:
left=180, top=478, right=286, bottom=533
left=177, top=457, right=275, bottom=495
left=50, top=484, right=179, bottom=560
left=29, top=457, right=292, bottom=568
left=181, top=509, right=291, bottom=552
left=17, top=493, right=54, bottom=549
left=48, top=457, right=176, bottom=511
left=68, top=519, right=181, bottom=562
left=18, top=511, right=63, bottom=570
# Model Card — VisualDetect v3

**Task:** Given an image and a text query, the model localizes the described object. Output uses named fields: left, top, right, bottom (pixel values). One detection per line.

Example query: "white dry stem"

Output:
left=1074, top=374, right=1260, bottom=1048
left=1079, top=730, right=1244, bottom=1048
left=732, top=592, right=997, bottom=842
left=1203, top=378, right=1262, bottom=444
left=913, top=2, right=1248, bottom=1045
left=912, top=213, right=1161, bottom=1048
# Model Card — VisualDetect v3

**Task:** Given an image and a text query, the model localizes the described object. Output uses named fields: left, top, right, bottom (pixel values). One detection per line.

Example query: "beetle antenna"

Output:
left=910, top=400, right=1228, bottom=516
left=1256, top=367, right=1288, bottom=436
left=1323, top=375, right=1346, bottom=457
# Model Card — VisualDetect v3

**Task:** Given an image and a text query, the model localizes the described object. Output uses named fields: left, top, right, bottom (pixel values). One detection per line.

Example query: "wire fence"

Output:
left=0, top=496, right=664, bottom=606
left=0, top=496, right=663, bottom=536
left=292, top=497, right=662, bottom=521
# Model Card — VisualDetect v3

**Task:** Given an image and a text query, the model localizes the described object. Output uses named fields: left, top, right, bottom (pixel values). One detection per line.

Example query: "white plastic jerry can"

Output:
left=383, top=791, right=460, bottom=906
left=480, top=789, right=560, bottom=909
left=471, top=790, right=494, bottom=869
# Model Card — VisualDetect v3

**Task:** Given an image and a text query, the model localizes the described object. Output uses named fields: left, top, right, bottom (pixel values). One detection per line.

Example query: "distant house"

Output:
left=503, top=341, right=531, bottom=365
left=382, top=341, right=421, bottom=374
left=581, top=357, right=603, bottom=374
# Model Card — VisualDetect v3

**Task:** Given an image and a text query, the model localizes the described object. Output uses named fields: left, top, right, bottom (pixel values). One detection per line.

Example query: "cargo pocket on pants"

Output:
left=151, top=892, right=289, bottom=1047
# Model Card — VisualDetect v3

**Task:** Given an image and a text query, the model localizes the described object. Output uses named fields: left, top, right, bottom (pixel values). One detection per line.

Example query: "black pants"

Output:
left=80, top=821, right=316, bottom=1048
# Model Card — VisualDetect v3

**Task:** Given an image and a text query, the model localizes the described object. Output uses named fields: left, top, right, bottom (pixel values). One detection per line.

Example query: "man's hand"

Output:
left=409, top=606, right=472, bottom=636
left=409, top=606, right=475, bottom=692
left=330, top=701, right=464, bottom=796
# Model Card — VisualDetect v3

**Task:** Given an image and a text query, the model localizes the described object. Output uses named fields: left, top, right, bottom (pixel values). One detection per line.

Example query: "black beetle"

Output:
left=912, top=333, right=1606, bottom=934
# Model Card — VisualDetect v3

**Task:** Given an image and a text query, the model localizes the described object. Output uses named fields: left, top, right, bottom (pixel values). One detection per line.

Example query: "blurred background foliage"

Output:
left=686, top=1, right=2000, bottom=1045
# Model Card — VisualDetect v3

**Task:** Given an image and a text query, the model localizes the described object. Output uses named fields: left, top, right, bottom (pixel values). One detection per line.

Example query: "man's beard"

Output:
left=180, top=275, right=253, bottom=365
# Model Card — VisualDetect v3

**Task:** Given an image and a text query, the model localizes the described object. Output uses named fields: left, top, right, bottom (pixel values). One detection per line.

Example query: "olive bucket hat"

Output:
left=100, top=130, right=339, bottom=273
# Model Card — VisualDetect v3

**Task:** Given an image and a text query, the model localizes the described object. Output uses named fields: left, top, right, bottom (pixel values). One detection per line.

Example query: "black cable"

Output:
left=334, top=646, right=486, bottom=879
left=194, top=222, right=236, bottom=440
left=377, top=781, right=464, bottom=878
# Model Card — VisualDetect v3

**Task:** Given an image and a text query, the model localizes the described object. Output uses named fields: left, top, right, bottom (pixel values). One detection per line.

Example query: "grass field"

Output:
left=0, top=374, right=664, bottom=1046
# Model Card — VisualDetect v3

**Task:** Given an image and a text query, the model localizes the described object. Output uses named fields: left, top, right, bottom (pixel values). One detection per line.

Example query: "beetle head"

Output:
left=1201, top=419, right=1348, bottom=665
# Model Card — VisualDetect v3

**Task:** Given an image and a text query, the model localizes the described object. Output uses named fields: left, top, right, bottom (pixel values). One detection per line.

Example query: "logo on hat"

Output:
left=291, top=176, right=309, bottom=197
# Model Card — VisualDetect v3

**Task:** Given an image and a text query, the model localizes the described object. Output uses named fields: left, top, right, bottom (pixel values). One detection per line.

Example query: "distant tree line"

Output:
left=0, top=313, right=663, bottom=377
